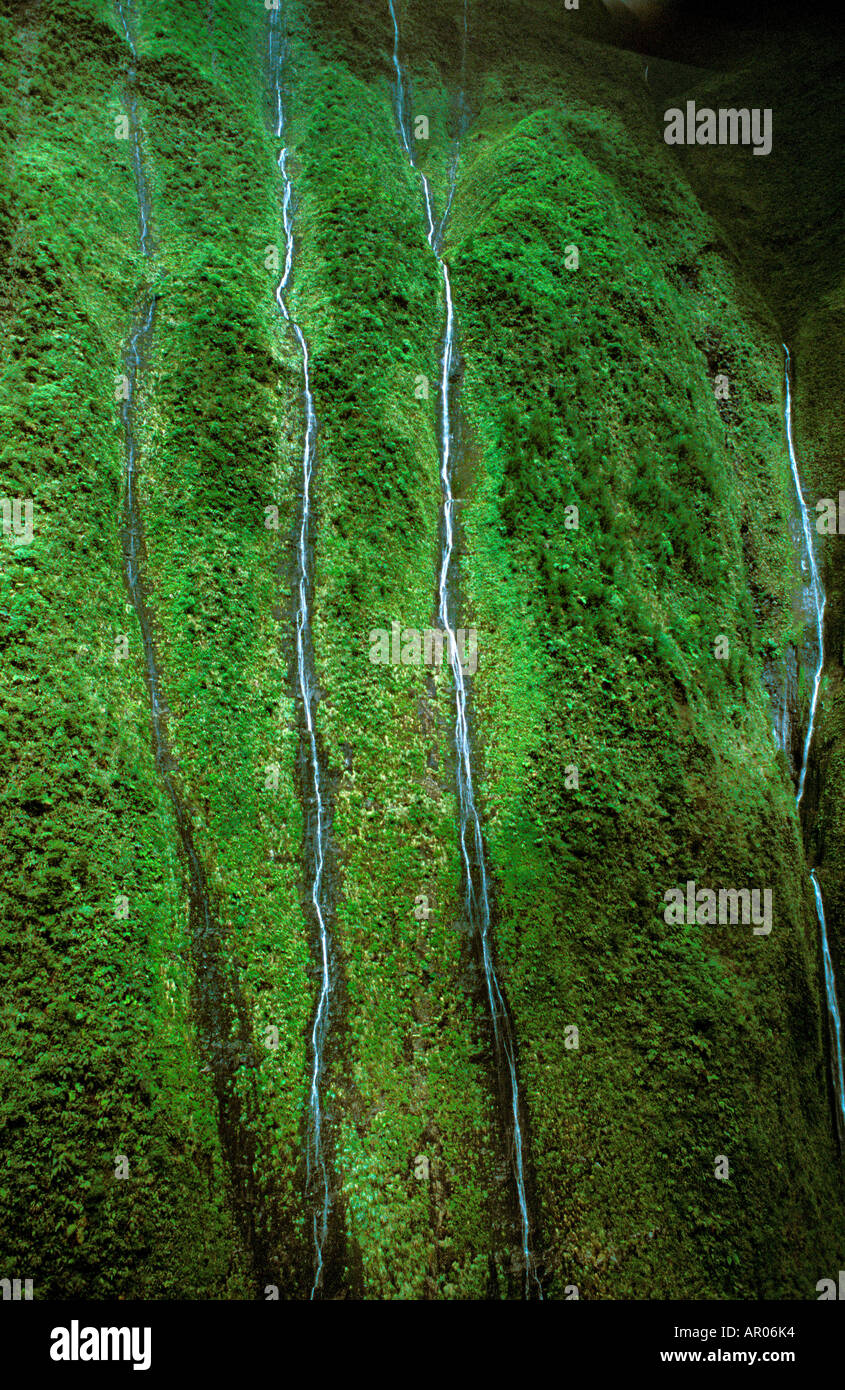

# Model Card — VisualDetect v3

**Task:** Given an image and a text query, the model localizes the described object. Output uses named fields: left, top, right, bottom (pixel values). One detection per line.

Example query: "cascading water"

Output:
left=116, top=0, right=152, bottom=258
left=783, top=344, right=845, bottom=1143
left=115, top=0, right=267, bottom=1280
left=812, top=874, right=845, bottom=1140
left=268, top=6, right=333, bottom=1299
left=387, top=0, right=541, bottom=1296
left=785, top=348, right=826, bottom=806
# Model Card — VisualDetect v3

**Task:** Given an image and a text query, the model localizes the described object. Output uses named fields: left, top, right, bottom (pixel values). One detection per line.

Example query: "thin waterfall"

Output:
left=783, top=344, right=845, bottom=1143
left=784, top=347, right=826, bottom=805
left=115, top=0, right=268, bottom=1285
left=116, top=0, right=152, bottom=257
left=812, top=873, right=845, bottom=1140
left=386, top=0, right=541, bottom=1296
left=267, top=5, right=333, bottom=1299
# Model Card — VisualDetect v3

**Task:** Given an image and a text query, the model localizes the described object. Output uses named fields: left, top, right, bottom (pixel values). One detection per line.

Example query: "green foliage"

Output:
left=0, top=0, right=246, bottom=1296
left=1, top=0, right=842, bottom=1303
left=444, top=0, right=843, bottom=1297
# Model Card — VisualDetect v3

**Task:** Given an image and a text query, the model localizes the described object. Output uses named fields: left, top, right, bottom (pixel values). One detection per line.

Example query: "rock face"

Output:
left=0, top=0, right=843, bottom=1301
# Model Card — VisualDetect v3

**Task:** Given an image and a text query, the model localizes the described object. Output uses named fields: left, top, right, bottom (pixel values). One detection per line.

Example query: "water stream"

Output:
left=783, top=344, right=845, bottom=1144
left=268, top=5, right=334, bottom=1299
left=115, top=0, right=266, bottom=1282
left=387, top=0, right=541, bottom=1296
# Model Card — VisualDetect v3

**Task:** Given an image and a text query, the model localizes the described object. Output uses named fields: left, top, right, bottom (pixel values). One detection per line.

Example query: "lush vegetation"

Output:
left=1, top=0, right=842, bottom=1299
left=0, top=0, right=244, bottom=1297
left=443, top=0, right=844, bottom=1295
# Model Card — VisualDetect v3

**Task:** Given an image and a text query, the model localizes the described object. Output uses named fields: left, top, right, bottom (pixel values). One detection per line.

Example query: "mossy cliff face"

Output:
left=401, top=0, right=842, bottom=1296
left=0, top=0, right=246, bottom=1297
left=0, top=0, right=842, bottom=1298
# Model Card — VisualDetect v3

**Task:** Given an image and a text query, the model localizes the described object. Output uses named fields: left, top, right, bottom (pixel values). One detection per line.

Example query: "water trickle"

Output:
left=784, top=348, right=826, bottom=807
left=115, top=0, right=268, bottom=1280
left=812, top=872, right=845, bottom=1141
left=116, top=2, right=152, bottom=257
left=268, top=5, right=333, bottom=1299
left=783, top=344, right=845, bottom=1143
left=387, top=0, right=541, bottom=1296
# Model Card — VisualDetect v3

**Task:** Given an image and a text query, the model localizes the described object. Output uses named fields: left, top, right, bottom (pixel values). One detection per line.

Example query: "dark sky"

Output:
left=657, top=0, right=835, bottom=30
left=606, top=0, right=841, bottom=61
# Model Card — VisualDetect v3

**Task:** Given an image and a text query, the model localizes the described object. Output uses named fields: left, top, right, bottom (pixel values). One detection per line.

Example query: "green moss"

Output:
left=442, top=3, right=843, bottom=1295
left=0, top=0, right=244, bottom=1297
left=2, top=0, right=842, bottom=1301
